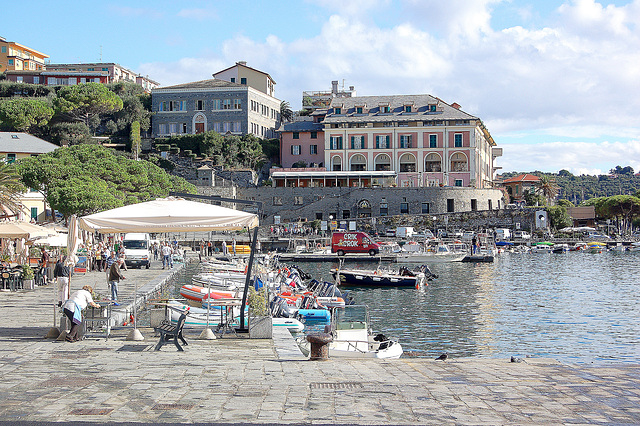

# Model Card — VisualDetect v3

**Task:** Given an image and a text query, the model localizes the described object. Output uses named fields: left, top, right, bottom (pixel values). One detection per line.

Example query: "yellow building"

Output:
left=0, top=132, right=58, bottom=222
left=0, top=36, right=48, bottom=72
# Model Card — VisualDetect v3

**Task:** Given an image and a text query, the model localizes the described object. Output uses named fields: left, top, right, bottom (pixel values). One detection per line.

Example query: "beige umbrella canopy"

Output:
left=0, top=221, right=55, bottom=240
left=78, top=197, right=258, bottom=234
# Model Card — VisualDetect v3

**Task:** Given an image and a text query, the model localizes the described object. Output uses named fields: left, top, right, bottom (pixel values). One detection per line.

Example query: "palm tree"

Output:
left=0, top=162, right=25, bottom=219
left=537, top=175, right=559, bottom=205
left=279, top=101, right=293, bottom=125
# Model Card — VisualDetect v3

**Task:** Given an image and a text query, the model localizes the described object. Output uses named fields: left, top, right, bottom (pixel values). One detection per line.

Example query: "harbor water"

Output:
left=293, top=250, right=640, bottom=364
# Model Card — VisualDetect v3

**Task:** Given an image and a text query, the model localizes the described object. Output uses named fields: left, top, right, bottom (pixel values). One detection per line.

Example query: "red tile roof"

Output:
left=501, top=174, right=541, bottom=184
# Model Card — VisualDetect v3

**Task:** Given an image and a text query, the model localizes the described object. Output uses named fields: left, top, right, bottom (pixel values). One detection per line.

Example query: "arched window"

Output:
left=350, top=154, right=367, bottom=171
left=331, top=155, right=342, bottom=171
left=374, top=154, right=391, bottom=171
left=450, top=152, right=468, bottom=172
left=399, top=153, right=416, bottom=172
left=425, top=153, right=442, bottom=172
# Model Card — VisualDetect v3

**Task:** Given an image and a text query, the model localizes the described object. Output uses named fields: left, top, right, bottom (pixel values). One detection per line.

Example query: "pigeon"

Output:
left=435, top=353, right=448, bottom=361
left=510, top=356, right=523, bottom=363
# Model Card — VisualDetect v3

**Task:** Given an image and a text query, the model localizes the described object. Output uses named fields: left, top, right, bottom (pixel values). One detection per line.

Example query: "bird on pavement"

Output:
left=435, top=353, right=448, bottom=361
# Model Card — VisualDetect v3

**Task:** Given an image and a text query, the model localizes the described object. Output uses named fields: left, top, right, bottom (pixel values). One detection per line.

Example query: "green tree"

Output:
left=53, top=82, right=123, bottom=128
left=17, top=144, right=195, bottom=218
left=279, top=101, right=293, bottom=124
left=130, top=121, right=141, bottom=160
left=0, top=98, right=54, bottom=132
left=0, top=163, right=25, bottom=218
left=547, top=205, right=571, bottom=230
left=604, top=195, right=640, bottom=234
left=47, top=122, right=93, bottom=146
left=537, top=175, right=559, bottom=205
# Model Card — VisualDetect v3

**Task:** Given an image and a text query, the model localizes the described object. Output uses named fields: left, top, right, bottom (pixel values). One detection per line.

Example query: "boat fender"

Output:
left=317, top=243, right=322, bottom=249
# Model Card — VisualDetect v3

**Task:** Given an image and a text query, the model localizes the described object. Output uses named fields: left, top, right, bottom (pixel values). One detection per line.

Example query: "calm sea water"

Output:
left=293, top=251, right=640, bottom=364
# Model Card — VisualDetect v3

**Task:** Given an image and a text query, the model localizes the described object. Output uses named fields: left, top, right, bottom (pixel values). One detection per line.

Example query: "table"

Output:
left=204, top=298, right=242, bottom=337
left=83, top=300, right=113, bottom=340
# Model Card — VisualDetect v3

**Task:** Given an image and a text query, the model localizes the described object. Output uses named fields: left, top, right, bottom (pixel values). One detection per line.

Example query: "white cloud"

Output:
left=176, top=8, right=218, bottom=21
left=499, top=139, right=640, bottom=174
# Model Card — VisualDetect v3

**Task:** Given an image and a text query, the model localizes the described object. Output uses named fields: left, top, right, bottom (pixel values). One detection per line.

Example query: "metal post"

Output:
left=237, top=226, right=258, bottom=332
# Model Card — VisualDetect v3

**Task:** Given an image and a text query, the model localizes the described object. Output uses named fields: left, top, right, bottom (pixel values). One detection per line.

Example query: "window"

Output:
left=273, top=197, right=283, bottom=206
left=292, top=132, right=299, bottom=139
left=430, top=104, right=437, bottom=112
left=294, top=196, right=303, bottom=205
left=455, top=179, right=463, bottom=187
left=380, top=105, right=390, bottom=113
left=223, top=122, right=231, bottom=133
left=31, top=207, right=38, bottom=220
left=33, top=76, right=39, bottom=84
left=399, top=153, right=416, bottom=172
left=471, top=199, right=477, bottom=211
left=400, top=203, right=409, bottom=214
left=375, top=154, right=391, bottom=171
left=8, top=59, right=14, bottom=65
left=182, top=123, right=187, bottom=133
left=350, top=154, right=366, bottom=171
left=0, top=46, right=5, bottom=53
left=159, top=101, right=186, bottom=112
left=310, top=131, right=317, bottom=139
left=331, top=156, right=342, bottom=171
left=234, top=99, right=241, bottom=109
left=310, top=145, right=318, bottom=155
left=169, top=123, right=177, bottom=134
left=87, top=67, right=94, bottom=71
left=342, top=210, right=350, bottom=219
left=159, top=124, right=167, bottom=134
left=316, top=212, right=323, bottom=220
left=375, top=135, right=390, bottom=149
left=451, top=153, right=467, bottom=171
left=222, top=99, right=231, bottom=109
left=240, top=77, right=247, bottom=84
left=230, top=77, right=235, bottom=83
left=16, top=76, right=23, bottom=82
left=196, top=100, right=204, bottom=111
left=404, top=105, right=412, bottom=112
left=422, top=203, right=430, bottom=214
left=400, top=135, right=412, bottom=148
left=6, top=153, right=16, bottom=164
left=454, top=134, right=463, bottom=147
left=356, top=107, right=363, bottom=114
left=380, top=203, right=388, bottom=216
left=334, top=107, right=341, bottom=114
left=233, top=122, right=241, bottom=132
left=350, top=135, right=364, bottom=149
left=425, top=153, right=442, bottom=172
left=330, top=136, right=343, bottom=150
left=447, top=199, right=455, bottom=212
left=429, top=134, right=437, bottom=148
left=214, top=99, right=222, bottom=110
left=213, top=122, right=221, bottom=132
left=291, top=145, right=301, bottom=155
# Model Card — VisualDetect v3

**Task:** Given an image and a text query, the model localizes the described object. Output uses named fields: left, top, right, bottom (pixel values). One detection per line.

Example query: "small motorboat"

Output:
left=297, top=305, right=403, bottom=359
left=331, top=265, right=431, bottom=288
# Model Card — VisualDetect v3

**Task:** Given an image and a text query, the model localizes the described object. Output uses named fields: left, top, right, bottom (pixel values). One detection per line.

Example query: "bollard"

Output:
left=306, top=333, right=333, bottom=360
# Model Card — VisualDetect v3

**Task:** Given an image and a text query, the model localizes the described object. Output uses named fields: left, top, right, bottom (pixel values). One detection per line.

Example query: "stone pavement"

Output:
left=0, top=260, right=639, bottom=424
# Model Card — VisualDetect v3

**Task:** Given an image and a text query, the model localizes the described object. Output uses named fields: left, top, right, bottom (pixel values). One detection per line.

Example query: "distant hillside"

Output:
left=499, top=171, right=640, bottom=204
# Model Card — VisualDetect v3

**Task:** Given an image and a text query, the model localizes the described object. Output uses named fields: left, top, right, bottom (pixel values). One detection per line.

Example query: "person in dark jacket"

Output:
left=108, top=258, right=126, bottom=306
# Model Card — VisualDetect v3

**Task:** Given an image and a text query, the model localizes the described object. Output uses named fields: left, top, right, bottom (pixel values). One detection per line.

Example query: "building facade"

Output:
left=322, top=94, right=501, bottom=189
left=45, top=63, right=159, bottom=92
left=5, top=69, right=109, bottom=85
left=0, top=36, right=48, bottom=73
left=151, top=63, right=281, bottom=139
left=213, top=61, right=276, bottom=97
left=278, top=120, right=324, bottom=168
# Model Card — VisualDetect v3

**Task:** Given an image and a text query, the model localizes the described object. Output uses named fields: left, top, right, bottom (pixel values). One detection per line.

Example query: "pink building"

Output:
left=278, top=120, right=324, bottom=168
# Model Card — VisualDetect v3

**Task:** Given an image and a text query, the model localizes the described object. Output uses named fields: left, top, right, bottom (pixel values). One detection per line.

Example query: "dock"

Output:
left=0, top=256, right=639, bottom=424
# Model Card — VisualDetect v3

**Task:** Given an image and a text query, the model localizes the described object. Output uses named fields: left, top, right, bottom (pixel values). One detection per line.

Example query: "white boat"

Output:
left=531, top=242, right=553, bottom=253
left=395, top=243, right=466, bottom=263
left=297, top=305, right=403, bottom=359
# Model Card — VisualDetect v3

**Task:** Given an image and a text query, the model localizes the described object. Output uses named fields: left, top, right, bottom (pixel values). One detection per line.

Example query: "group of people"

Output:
left=199, top=238, right=238, bottom=257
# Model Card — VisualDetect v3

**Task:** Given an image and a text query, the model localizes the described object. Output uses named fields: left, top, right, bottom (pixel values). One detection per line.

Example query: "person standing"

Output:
left=108, top=258, right=126, bottom=306
left=62, top=285, right=100, bottom=342
left=161, top=243, right=172, bottom=269
left=232, top=237, right=236, bottom=256
left=53, top=256, right=71, bottom=306
left=39, top=247, right=50, bottom=284
left=222, top=240, right=228, bottom=256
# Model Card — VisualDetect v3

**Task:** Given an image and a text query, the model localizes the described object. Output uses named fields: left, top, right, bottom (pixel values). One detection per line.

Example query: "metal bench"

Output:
left=154, top=311, right=189, bottom=351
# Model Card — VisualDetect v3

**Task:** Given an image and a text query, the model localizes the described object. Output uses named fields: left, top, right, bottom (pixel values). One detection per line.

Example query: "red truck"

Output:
left=331, top=231, right=380, bottom=256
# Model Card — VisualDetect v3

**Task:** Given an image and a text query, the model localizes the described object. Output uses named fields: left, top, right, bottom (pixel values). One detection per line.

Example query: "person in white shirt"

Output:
left=62, top=285, right=100, bottom=342
left=161, top=243, right=173, bottom=269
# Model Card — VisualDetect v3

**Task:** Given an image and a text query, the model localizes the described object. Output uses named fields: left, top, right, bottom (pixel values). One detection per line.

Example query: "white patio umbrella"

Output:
left=78, top=197, right=259, bottom=341
left=0, top=221, right=55, bottom=240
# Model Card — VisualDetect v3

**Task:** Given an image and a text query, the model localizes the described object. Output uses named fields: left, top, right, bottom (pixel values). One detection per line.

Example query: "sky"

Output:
left=3, top=0, right=640, bottom=175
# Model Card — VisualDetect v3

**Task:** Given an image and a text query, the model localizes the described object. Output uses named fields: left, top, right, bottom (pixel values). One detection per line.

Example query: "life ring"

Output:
left=316, top=243, right=322, bottom=249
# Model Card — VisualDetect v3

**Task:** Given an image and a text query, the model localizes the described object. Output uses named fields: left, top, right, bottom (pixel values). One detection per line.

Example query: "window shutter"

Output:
left=376, top=136, right=380, bottom=149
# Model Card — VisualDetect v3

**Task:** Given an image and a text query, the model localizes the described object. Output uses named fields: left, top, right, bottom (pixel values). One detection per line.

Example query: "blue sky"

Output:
left=3, top=0, right=640, bottom=175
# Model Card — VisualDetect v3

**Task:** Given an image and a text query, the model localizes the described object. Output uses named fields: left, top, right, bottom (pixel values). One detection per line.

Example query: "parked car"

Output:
left=386, top=229, right=396, bottom=238
left=513, top=231, right=531, bottom=239
left=584, top=232, right=611, bottom=239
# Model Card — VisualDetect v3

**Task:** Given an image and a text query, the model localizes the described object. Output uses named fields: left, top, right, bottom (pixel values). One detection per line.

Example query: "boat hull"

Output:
left=333, top=269, right=421, bottom=287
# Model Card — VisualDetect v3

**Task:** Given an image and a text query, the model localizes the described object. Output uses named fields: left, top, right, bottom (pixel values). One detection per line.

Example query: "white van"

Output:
left=494, top=228, right=511, bottom=241
left=122, top=233, right=151, bottom=269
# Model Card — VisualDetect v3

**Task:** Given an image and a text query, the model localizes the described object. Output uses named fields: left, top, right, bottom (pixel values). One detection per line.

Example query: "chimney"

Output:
left=451, top=102, right=461, bottom=110
left=331, top=80, right=338, bottom=94
left=237, top=61, right=247, bottom=66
